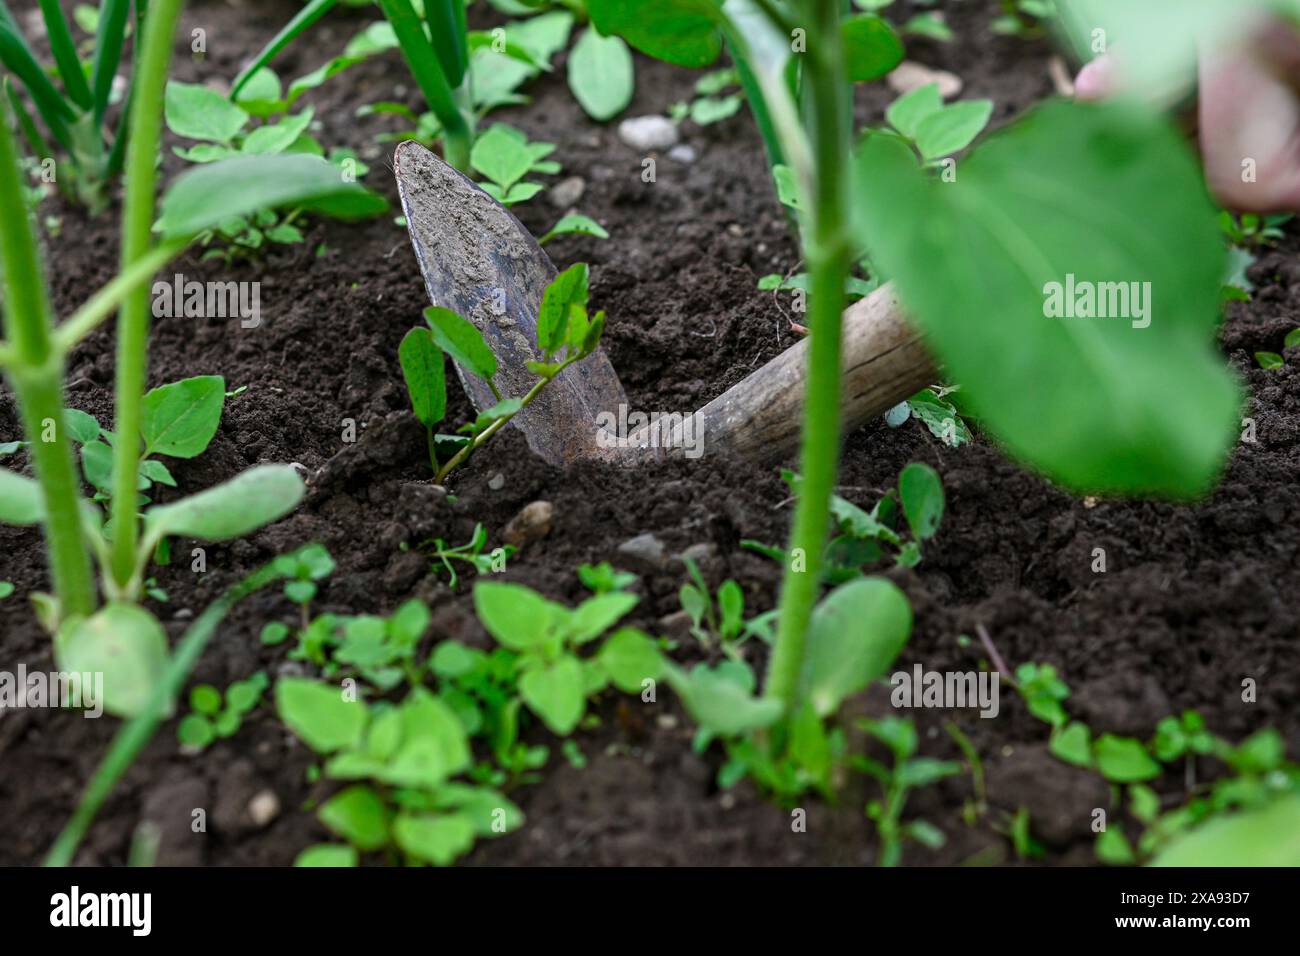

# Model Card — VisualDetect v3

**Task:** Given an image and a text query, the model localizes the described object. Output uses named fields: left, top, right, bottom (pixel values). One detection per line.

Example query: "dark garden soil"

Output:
left=1, top=0, right=1297, bottom=867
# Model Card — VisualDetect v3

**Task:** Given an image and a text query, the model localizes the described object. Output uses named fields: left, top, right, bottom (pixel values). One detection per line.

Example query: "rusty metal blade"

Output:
left=393, top=140, right=627, bottom=466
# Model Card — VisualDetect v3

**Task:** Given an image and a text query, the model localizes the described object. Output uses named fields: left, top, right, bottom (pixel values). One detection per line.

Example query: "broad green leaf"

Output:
left=392, top=812, right=476, bottom=866
left=435, top=783, right=524, bottom=836
left=898, top=462, right=944, bottom=540
left=177, top=714, right=216, bottom=748
left=474, top=581, right=566, bottom=651
left=318, top=785, right=391, bottom=851
left=519, top=655, right=586, bottom=734
left=470, top=124, right=534, bottom=192
left=64, top=409, right=101, bottom=444
left=398, top=328, right=447, bottom=428
left=142, top=375, right=225, bottom=458
left=598, top=628, right=664, bottom=693
left=276, top=677, right=368, bottom=753
left=1151, top=794, right=1300, bottom=866
left=887, top=83, right=944, bottom=139
left=854, top=101, right=1240, bottom=497
left=381, top=688, right=472, bottom=788
left=588, top=0, right=722, bottom=68
left=536, top=262, right=589, bottom=354
left=56, top=603, right=169, bottom=718
left=1049, top=721, right=1093, bottom=768
left=667, top=662, right=783, bottom=736
left=801, top=577, right=912, bottom=718
left=914, top=100, right=992, bottom=160
left=1093, top=734, right=1162, bottom=783
left=157, top=154, right=388, bottom=239
left=143, top=465, right=304, bottom=544
left=567, top=28, right=634, bottom=121
left=294, top=843, right=358, bottom=867
left=80, top=440, right=113, bottom=491
left=242, top=108, right=315, bottom=156
left=841, top=14, right=904, bottom=83
left=423, top=306, right=497, bottom=382
left=189, top=684, right=222, bottom=715
left=568, top=591, right=639, bottom=644
left=164, top=81, right=249, bottom=143
left=0, top=468, right=44, bottom=525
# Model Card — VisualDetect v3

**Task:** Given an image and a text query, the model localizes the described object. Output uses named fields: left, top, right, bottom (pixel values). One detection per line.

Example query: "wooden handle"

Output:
left=592, top=282, right=935, bottom=464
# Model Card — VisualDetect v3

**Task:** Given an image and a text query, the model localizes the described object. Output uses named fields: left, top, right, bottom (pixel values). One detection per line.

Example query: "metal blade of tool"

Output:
left=394, top=140, right=628, bottom=466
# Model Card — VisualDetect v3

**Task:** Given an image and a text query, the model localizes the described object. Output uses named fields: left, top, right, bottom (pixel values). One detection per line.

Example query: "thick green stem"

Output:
left=0, top=98, right=96, bottom=618
left=765, top=0, right=852, bottom=711
left=108, top=0, right=185, bottom=588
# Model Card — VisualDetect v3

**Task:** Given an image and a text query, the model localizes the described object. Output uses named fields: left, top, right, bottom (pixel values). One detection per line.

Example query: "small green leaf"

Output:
left=473, top=581, right=565, bottom=651
left=294, top=844, right=358, bottom=867
left=1284, top=328, right=1300, bottom=348
left=519, top=656, right=586, bottom=735
left=1095, top=827, right=1137, bottom=865
left=64, top=409, right=101, bottom=444
left=165, top=81, right=249, bottom=143
left=841, top=14, right=904, bottom=83
left=0, top=582, right=13, bottom=599
left=177, top=714, right=216, bottom=749
left=276, top=678, right=368, bottom=754
left=142, top=376, right=226, bottom=458
left=143, top=465, right=304, bottom=544
left=56, top=603, right=169, bottom=718
left=598, top=628, right=663, bottom=693
left=536, top=262, right=589, bottom=354
left=898, top=462, right=944, bottom=540
left=470, top=124, right=535, bottom=192
left=587, top=0, right=722, bottom=68
left=0, top=468, right=43, bottom=525
left=886, top=83, right=944, bottom=139
left=802, top=577, right=912, bottom=718
left=538, top=214, right=609, bottom=245
left=423, top=306, right=498, bottom=382
left=1256, top=351, right=1284, bottom=370
left=189, top=684, right=222, bottom=716
left=668, top=662, right=783, bottom=737
left=567, top=27, right=634, bottom=121
left=914, top=100, right=993, bottom=160
left=568, top=591, right=639, bottom=644
left=392, top=812, right=476, bottom=866
left=1049, top=721, right=1093, bottom=767
left=1151, top=794, right=1300, bottom=866
left=1093, top=734, right=1162, bottom=783
left=398, top=328, right=447, bottom=429
left=318, top=785, right=391, bottom=851
left=80, top=440, right=113, bottom=491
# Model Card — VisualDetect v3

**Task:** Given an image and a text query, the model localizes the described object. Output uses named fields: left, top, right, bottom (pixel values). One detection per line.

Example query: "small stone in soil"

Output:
left=503, top=500, right=554, bottom=548
left=618, top=115, right=679, bottom=152
left=247, top=790, right=281, bottom=828
left=887, top=60, right=963, bottom=99
left=667, top=144, right=698, bottom=164
left=617, top=532, right=667, bottom=572
left=488, top=471, right=506, bottom=491
left=549, top=175, right=586, bottom=208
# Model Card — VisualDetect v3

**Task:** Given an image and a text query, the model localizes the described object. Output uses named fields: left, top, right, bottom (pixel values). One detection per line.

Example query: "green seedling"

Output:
left=677, top=556, right=746, bottom=650
left=1256, top=351, right=1285, bottom=370
left=164, top=80, right=382, bottom=260
left=577, top=561, right=636, bottom=594
left=0, top=0, right=136, bottom=209
left=537, top=214, right=609, bottom=247
left=0, top=580, right=13, bottom=599
left=1219, top=211, right=1291, bottom=248
left=469, top=123, right=559, bottom=206
left=991, top=0, right=1056, bottom=37
left=473, top=580, right=663, bottom=735
left=237, top=3, right=602, bottom=172
left=885, top=386, right=972, bottom=447
left=0, top=1, right=386, bottom=721
left=669, top=576, right=914, bottom=802
left=668, top=68, right=745, bottom=127
left=852, top=715, right=961, bottom=866
left=177, top=671, right=270, bottom=750
left=277, top=679, right=523, bottom=866
left=425, top=524, right=514, bottom=589
left=745, top=462, right=945, bottom=578
left=399, top=262, right=609, bottom=483
left=880, top=83, right=993, bottom=165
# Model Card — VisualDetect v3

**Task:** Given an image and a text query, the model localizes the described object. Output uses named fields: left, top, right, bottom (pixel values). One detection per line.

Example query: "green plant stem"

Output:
left=108, top=0, right=185, bottom=589
left=53, top=239, right=189, bottom=353
left=230, top=0, right=339, bottom=99
left=0, top=98, right=96, bottom=618
left=44, top=554, right=290, bottom=866
left=765, top=0, right=852, bottom=713
left=433, top=367, right=561, bottom=483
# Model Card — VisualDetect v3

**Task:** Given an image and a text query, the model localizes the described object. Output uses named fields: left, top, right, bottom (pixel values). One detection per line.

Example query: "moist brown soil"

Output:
left=1, top=0, right=1297, bottom=867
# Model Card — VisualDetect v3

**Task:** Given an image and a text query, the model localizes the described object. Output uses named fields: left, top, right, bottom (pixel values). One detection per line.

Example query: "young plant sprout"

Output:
left=0, top=0, right=385, bottom=716
left=399, top=262, right=607, bottom=483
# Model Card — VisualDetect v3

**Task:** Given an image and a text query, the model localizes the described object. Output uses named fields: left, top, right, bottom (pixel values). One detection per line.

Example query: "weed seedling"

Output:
left=177, top=672, right=270, bottom=750
left=469, top=123, right=559, bottom=206
left=677, top=556, right=746, bottom=651
left=425, top=524, right=514, bottom=589
left=577, top=561, right=636, bottom=595
left=852, top=715, right=961, bottom=866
